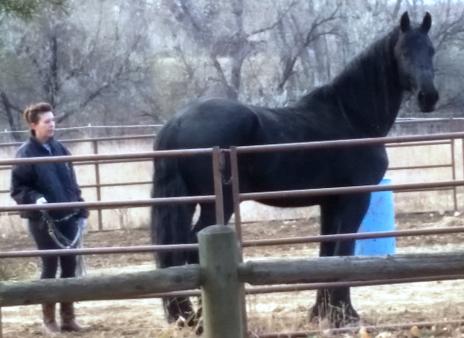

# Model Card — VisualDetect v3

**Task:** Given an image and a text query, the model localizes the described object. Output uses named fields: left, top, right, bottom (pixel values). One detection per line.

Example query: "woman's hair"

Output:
left=23, top=102, right=53, bottom=125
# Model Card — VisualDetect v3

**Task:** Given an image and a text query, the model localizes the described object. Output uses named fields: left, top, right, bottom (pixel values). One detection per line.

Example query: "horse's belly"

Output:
left=258, top=197, right=323, bottom=208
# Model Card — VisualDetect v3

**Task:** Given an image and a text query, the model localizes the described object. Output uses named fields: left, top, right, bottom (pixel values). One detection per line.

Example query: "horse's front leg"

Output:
left=310, top=193, right=370, bottom=327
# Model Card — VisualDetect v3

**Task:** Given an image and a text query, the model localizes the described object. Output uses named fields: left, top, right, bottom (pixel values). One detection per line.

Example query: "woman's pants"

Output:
left=28, top=216, right=79, bottom=279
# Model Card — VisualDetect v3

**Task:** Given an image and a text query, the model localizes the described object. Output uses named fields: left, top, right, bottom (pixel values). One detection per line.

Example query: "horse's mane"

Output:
left=297, top=27, right=403, bottom=136
left=340, top=29, right=398, bottom=82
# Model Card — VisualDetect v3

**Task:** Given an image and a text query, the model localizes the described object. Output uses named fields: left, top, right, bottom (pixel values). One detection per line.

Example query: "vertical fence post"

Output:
left=229, top=147, right=249, bottom=335
left=212, top=147, right=225, bottom=225
left=451, top=139, right=458, bottom=212
left=230, top=147, right=243, bottom=242
left=0, top=306, right=3, bottom=338
left=198, top=225, right=244, bottom=338
left=92, top=140, right=103, bottom=231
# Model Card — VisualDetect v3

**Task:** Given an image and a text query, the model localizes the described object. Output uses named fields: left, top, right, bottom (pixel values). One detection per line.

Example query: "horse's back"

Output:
left=154, top=96, right=388, bottom=195
left=156, top=98, right=260, bottom=150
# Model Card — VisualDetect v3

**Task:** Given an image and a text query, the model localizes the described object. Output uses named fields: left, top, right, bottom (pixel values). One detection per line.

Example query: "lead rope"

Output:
left=75, top=218, right=87, bottom=276
left=40, top=211, right=87, bottom=276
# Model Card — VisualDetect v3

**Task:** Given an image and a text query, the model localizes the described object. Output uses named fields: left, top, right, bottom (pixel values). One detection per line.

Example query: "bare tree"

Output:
left=2, top=0, right=464, bottom=134
left=160, top=0, right=308, bottom=100
left=0, top=0, right=158, bottom=136
left=275, top=2, right=341, bottom=92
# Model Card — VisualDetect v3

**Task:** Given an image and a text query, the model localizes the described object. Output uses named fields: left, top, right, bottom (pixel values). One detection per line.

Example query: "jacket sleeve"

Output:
left=10, top=160, right=43, bottom=205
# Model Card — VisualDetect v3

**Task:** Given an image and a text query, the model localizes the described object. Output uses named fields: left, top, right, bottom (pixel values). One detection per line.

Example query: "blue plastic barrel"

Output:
left=354, top=178, right=396, bottom=256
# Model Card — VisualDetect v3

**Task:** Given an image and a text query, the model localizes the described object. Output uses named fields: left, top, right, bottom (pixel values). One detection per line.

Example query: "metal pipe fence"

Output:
left=1, top=132, right=464, bottom=337
left=1, top=132, right=462, bottom=231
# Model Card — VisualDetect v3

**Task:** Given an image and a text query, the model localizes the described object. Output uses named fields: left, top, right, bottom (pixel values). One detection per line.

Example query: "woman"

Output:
left=10, top=102, right=88, bottom=333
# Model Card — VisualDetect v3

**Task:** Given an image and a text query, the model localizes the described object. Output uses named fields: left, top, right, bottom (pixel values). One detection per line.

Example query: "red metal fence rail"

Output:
left=1, top=132, right=464, bottom=337
left=1, top=132, right=463, bottom=231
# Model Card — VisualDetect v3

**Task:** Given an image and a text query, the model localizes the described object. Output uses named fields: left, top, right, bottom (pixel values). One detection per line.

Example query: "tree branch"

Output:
left=434, top=9, right=464, bottom=51
left=246, top=0, right=300, bottom=38
left=0, top=90, right=22, bottom=140
left=278, top=6, right=340, bottom=90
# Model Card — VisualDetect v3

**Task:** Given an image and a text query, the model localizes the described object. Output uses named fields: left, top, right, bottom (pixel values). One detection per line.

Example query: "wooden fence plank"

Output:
left=239, top=252, right=464, bottom=285
left=0, top=265, right=200, bottom=306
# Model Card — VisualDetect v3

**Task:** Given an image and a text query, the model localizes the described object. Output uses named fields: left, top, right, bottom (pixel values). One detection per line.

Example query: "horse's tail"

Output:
left=151, top=151, right=194, bottom=268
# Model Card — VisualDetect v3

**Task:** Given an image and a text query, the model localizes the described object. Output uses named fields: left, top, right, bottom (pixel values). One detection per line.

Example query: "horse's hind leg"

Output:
left=310, top=194, right=370, bottom=327
left=154, top=203, right=197, bottom=325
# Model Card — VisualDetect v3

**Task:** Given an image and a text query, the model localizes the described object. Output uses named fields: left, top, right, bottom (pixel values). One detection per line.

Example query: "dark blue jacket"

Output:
left=10, top=137, right=88, bottom=220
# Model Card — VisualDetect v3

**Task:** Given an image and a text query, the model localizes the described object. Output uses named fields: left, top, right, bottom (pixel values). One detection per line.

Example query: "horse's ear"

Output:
left=421, top=12, right=432, bottom=33
left=400, top=11, right=411, bottom=32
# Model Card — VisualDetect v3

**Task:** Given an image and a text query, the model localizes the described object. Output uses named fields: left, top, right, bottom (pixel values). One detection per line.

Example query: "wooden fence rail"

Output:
left=239, top=251, right=464, bottom=285
left=0, top=265, right=200, bottom=306
left=1, top=226, right=464, bottom=337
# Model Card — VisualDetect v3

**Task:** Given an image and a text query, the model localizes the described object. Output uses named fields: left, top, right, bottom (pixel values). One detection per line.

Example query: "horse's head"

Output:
left=394, top=12, right=439, bottom=113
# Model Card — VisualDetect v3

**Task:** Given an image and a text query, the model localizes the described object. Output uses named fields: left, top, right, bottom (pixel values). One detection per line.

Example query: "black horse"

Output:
left=151, top=12, right=438, bottom=327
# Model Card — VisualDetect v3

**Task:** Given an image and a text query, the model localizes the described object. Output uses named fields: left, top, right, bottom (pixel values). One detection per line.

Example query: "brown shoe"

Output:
left=60, top=302, right=82, bottom=332
left=42, top=303, right=60, bottom=334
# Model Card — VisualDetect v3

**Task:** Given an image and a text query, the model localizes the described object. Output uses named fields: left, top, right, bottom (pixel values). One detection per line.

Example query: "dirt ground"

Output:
left=1, top=212, right=464, bottom=338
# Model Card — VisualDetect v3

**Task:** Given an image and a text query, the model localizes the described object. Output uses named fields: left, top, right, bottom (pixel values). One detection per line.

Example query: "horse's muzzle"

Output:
left=418, top=88, right=439, bottom=113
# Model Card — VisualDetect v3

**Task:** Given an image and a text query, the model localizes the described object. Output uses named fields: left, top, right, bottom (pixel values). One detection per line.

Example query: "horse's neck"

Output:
left=331, top=30, right=403, bottom=137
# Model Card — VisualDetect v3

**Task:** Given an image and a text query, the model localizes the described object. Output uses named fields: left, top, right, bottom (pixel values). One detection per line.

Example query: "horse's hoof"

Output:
left=185, top=313, right=198, bottom=327
left=194, top=319, right=204, bottom=336
left=333, top=310, right=360, bottom=328
left=309, top=306, right=317, bottom=321
left=308, top=304, right=326, bottom=323
left=164, top=296, right=195, bottom=326
left=175, top=316, right=187, bottom=328
left=309, top=304, right=360, bottom=328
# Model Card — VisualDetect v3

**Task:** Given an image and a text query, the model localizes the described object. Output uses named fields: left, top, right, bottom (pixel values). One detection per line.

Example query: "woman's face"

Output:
left=31, top=111, right=55, bottom=143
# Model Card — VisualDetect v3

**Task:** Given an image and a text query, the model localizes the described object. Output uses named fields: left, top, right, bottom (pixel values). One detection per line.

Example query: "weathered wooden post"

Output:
left=198, top=225, right=245, bottom=338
